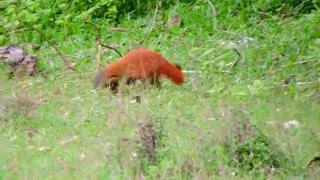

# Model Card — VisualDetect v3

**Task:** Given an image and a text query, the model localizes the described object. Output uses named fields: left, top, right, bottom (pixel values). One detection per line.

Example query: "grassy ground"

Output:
left=1, top=2, right=320, bottom=179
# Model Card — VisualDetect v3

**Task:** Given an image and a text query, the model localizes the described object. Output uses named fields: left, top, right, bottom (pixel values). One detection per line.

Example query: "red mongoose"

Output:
left=93, top=48, right=184, bottom=93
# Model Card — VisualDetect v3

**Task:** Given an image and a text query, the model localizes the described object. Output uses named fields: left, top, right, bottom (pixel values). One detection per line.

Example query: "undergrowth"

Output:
left=1, top=1, right=320, bottom=179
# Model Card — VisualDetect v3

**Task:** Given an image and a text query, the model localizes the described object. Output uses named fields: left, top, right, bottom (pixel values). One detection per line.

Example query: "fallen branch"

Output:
left=84, top=20, right=122, bottom=66
left=231, top=48, right=242, bottom=67
left=22, top=22, right=76, bottom=71
left=99, top=42, right=122, bottom=58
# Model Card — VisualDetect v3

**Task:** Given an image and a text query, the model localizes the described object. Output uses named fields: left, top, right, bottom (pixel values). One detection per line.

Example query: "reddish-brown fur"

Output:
left=93, top=48, right=184, bottom=92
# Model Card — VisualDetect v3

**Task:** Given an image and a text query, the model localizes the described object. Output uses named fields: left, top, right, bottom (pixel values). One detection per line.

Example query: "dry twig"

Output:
left=22, top=22, right=76, bottom=71
left=84, top=20, right=122, bottom=69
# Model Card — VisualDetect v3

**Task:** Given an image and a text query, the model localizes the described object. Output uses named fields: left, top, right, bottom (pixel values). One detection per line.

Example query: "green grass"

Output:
left=1, top=2, right=320, bottom=179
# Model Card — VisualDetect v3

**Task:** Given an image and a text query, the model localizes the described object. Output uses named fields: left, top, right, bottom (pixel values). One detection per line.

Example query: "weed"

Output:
left=0, top=1, right=319, bottom=179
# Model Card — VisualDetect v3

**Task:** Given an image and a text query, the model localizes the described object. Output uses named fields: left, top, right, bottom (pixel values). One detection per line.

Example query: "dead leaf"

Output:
left=109, top=27, right=127, bottom=32
left=283, top=120, right=300, bottom=130
left=23, top=55, right=38, bottom=76
left=284, top=74, right=295, bottom=85
left=38, top=146, right=51, bottom=152
left=0, top=45, right=38, bottom=76
left=167, top=15, right=182, bottom=28
left=0, top=45, right=25, bottom=64
left=25, top=128, right=38, bottom=139
left=215, top=166, right=225, bottom=176
left=80, top=153, right=86, bottom=160
left=60, top=135, right=78, bottom=146
left=307, top=156, right=320, bottom=173
left=130, top=96, right=141, bottom=104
